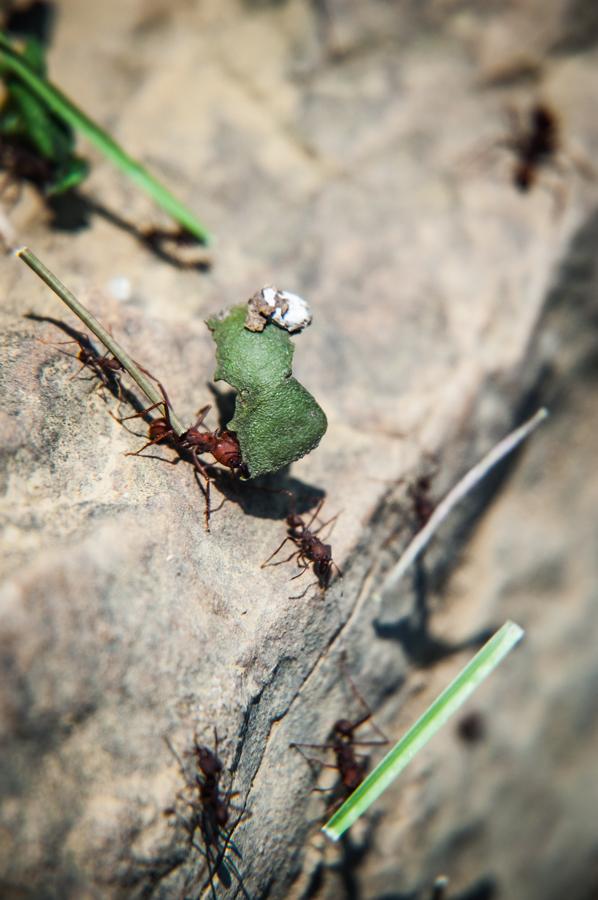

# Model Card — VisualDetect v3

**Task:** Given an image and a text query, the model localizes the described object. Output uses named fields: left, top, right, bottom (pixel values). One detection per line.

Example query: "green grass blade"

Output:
left=322, top=620, right=524, bottom=841
left=0, top=32, right=211, bottom=244
left=17, top=246, right=185, bottom=434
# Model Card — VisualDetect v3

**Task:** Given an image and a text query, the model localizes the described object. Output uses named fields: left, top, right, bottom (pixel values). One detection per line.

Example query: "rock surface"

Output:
left=1, top=1, right=598, bottom=898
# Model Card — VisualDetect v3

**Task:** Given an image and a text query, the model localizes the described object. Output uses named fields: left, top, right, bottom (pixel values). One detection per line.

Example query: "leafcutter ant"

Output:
left=37, top=327, right=124, bottom=398
left=407, top=473, right=435, bottom=530
left=503, top=102, right=560, bottom=192
left=121, top=380, right=247, bottom=528
left=469, top=101, right=594, bottom=210
left=164, top=731, right=248, bottom=900
left=290, top=656, right=387, bottom=805
left=261, top=496, right=342, bottom=599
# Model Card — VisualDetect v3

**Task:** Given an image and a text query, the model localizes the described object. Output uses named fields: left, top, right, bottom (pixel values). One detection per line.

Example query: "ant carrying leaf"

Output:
left=121, top=378, right=248, bottom=530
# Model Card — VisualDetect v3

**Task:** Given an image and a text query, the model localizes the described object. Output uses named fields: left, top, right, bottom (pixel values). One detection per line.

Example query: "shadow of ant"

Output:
left=46, top=192, right=212, bottom=272
left=330, top=817, right=384, bottom=900
left=207, top=468, right=326, bottom=522
left=373, top=557, right=494, bottom=668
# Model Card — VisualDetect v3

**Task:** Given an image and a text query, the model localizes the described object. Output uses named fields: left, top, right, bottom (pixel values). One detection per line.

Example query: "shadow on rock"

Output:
left=373, top=559, right=494, bottom=668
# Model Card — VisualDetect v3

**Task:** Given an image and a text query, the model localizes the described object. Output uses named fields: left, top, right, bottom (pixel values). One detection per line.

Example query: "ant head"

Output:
left=195, top=745, right=222, bottom=777
left=287, top=514, right=304, bottom=530
left=213, top=431, right=243, bottom=469
left=335, top=718, right=354, bottom=738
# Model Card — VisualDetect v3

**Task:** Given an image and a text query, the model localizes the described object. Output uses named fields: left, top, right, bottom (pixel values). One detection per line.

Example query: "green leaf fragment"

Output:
left=207, top=304, right=327, bottom=478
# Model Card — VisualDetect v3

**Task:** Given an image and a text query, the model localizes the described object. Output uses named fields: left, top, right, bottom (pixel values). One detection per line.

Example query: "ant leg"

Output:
left=125, top=430, right=175, bottom=457
left=119, top=399, right=165, bottom=423
left=261, top=537, right=296, bottom=567
left=289, top=742, right=339, bottom=772
left=189, top=404, right=212, bottom=431
left=67, top=361, right=91, bottom=381
left=303, top=497, right=326, bottom=531
left=331, top=560, right=343, bottom=579
left=188, top=449, right=214, bottom=531
left=312, top=512, right=340, bottom=540
left=289, top=560, right=310, bottom=582
left=339, top=653, right=388, bottom=742
left=289, top=579, right=319, bottom=601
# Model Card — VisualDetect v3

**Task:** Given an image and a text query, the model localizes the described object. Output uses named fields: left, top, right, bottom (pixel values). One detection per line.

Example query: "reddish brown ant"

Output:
left=290, top=656, right=387, bottom=804
left=407, top=473, right=435, bottom=530
left=502, top=102, right=560, bottom=193
left=121, top=380, right=247, bottom=528
left=469, top=100, right=595, bottom=209
left=165, top=732, right=248, bottom=900
left=261, top=496, right=342, bottom=599
left=382, top=462, right=437, bottom=550
left=37, top=328, right=124, bottom=397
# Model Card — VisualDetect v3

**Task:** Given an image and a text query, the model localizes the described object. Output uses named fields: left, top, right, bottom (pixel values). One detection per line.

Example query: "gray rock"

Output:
left=1, top=1, right=598, bottom=898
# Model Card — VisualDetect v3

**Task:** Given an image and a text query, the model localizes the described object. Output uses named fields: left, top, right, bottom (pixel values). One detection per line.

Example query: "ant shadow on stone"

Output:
left=46, top=192, right=212, bottom=272
left=373, top=556, right=494, bottom=668
left=207, top=460, right=326, bottom=523
left=333, top=819, right=383, bottom=900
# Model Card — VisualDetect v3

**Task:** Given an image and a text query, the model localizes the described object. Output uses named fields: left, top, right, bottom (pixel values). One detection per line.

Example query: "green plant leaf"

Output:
left=0, top=32, right=211, bottom=240
left=207, top=305, right=327, bottom=477
left=323, top=620, right=525, bottom=841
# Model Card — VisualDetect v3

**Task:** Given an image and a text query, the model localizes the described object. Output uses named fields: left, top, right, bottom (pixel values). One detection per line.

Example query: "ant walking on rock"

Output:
left=165, top=731, right=248, bottom=900
left=469, top=100, right=594, bottom=210
left=503, top=102, right=560, bottom=193
left=290, top=656, right=387, bottom=806
left=36, top=326, right=124, bottom=399
left=121, top=380, right=247, bottom=529
left=261, top=496, right=342, bottom=599
left=406, top=472, right=436, bottom=531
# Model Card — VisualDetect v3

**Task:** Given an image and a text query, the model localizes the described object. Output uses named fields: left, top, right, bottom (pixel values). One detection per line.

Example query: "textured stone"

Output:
left=1, top=1, right=598, bottom=898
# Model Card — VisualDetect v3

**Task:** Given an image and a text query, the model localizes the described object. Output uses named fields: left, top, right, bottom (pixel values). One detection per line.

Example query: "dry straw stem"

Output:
left=17, top=246, right=185, bottom=435
left=374, top=408, right=548, bottom=603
